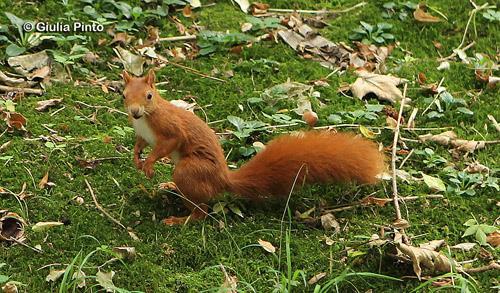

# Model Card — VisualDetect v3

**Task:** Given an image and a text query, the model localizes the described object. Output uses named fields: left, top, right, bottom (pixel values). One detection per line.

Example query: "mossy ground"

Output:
left=0, top=0, right=498, bottom=292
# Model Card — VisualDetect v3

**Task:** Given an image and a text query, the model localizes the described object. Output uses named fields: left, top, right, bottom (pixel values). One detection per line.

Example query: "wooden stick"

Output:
left=267, top=2, right=366, bottom=15
left=84, top=178, right=127, bottom=230
left=421, top=77, right=445, bottom=116
left=157, top=55, right=226, bottom=83
left=9, top=237, right=42, bottom=253
left=323, top=194, right=444, bottom=213
left=0, top=85, right=43, bottom=95
left=158, top=35, right=197, bottom=42
left=461, top=262, right=500, bottom=274
left=392, top=84, right=407, bottom=222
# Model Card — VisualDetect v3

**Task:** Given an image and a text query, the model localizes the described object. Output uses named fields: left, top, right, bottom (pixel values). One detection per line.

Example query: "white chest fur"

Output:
left=132, top=117, right=156, bottom=146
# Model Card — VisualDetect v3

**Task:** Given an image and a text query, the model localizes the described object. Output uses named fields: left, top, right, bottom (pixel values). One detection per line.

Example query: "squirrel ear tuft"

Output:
left=122, top=70, right=132, bottom=84
left=145, top=69, right=156, bottom=87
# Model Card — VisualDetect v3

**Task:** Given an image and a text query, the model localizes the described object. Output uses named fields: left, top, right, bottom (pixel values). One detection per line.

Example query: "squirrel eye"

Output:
left=146, top=93, right=153, bottom=100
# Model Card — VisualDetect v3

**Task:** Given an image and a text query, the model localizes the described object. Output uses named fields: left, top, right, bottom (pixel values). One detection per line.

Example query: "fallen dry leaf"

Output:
left=182, top=5, right=192, bottom=17
left=28, top=65, right=50, bottom=81
left=414, top=4, right=442, bottom=23
left=308, top=272, right=327, bottom=285
left=113, top=47, right=145, bottom=76
left=0, top=210, right=26, bottom=241
left=36, top=99, right=63, bottom=112
left=46, top=269, right=66, bottom=282
left=463, top=162, right=489, bottom=174
left=32, top=221, right=64, bottom=232
left=38, top=172, right=49, bottom=189
left=320, top=213, right=340, bottom=233
left=1, top=282, right=18, bottom=293
left=0, top=141, right=11, bottom=153
left=2, top=112, right=27, bottom=132
left=302, top=110, right=318, bottom=127
left=249, top=2, right=270, bottom=15
left=486, top=231, right=500, bottom=248
left=112, top=246, right=137, bottom=260
left=7, top=50, right=50, bottom=76
left=419, top=131, right=457, bottom=145
left=396, top=242, right=459, bottom=279
left=258, top=239, right=276, bottom=253
left=234, top=0, right=250, bottom=12
left=450, top=242, right=476, bottom=251
left=110, top=32, right=133, bottom=46
left=419, top=239, right=445, bottom=251
left=96, top=271, right=116, bottom=292
left=359, top=125, right=377, bottom=138
left=350, top=71, right=407, bottom=103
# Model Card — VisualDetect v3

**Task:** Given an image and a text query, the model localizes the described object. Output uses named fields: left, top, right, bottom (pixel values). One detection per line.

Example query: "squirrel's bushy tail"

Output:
left=228, top=132, right=385, bottom=199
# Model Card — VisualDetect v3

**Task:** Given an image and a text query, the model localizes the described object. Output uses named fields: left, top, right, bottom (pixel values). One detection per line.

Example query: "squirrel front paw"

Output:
left=134, top=157, right=144, bottom=170
left=142, top=162, right=155, bottom=178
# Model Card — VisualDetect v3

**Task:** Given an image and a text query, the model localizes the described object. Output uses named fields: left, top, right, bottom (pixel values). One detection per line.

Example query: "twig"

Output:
left=461, top=262, right=500, bottom=274
left=322, top=194, right=444, bottom=213
left=392, top=84, right=407, bottom=222
left=74, top=101, right=127, bottom=116
left=9, top=237, right=42, bottom=253
left=158, top=35, right=197, bottom=42
left=84, top=178, right=127, bottom=230
left=157, top=55, right=226, bottom=83
left=438, top=41, right=475, bottom=62
left=421, top=77, right=445, bottom=116
left=267, top=2, right=366, bottom=14
left=0, top=85, right=43, bottom=95
left=399, top=149, right=414, bottom=169
left=50, top=106, right=66, bottom=117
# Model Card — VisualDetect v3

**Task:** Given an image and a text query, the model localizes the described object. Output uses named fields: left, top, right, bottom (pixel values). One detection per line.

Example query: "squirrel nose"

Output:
left=131, top=109, right=142, bottom=119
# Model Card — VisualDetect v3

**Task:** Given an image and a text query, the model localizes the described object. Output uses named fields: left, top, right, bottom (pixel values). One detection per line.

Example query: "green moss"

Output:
left=0, top=0, right=499, bottom=291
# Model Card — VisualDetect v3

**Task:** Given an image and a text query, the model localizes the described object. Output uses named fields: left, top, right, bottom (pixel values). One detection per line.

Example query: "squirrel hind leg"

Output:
left=162, top=203, right=208, bottom=225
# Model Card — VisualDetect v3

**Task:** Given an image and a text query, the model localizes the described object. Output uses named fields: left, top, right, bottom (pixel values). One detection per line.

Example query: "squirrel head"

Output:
left=122, top=69, right=159, bottom=119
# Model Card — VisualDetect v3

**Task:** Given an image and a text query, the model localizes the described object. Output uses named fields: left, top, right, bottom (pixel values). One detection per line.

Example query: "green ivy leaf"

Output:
left=6, top=43, right=25, bottom=57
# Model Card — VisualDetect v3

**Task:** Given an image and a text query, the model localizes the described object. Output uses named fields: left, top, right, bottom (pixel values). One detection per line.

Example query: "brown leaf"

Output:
left=463, top=162, right=489, bottom=174
left=36, top=99, right=63, bottom=112
left=110, top=32, right=133, bottom=45
left=250, top=2, right=270, bottom=15
left=112, top=246, right=137, bottom=260
left=418, top=131, right=457, bottom=145
left=144, top=26, right=160, bottom=47
left=29, top=65, right=50, bottom=81
left=302, top=110, right=318, bottom=127
left=83, top=52, right=99, bottom=64
left=0, top=211, right=26, bottom=241
left=350, top=71, right=407, bottom=103
left=258, top=239, right=276, bottom=253
left=432, top=41, right=442, bottom=50
left=307, top=272, right=327, bottom=285
left=417, top=72, right=427, bottom=85
left=2, top=112, right=27, bottom=131
left=414, top=4, right=442, bottom=23
left=0, top=141, right=11, bottom=153
left=419, top=239, right=445, bottom=251
left=360, top=196, right=390, bottom=207
left=450, top=242, right=476, bottom=251
left=182, top=5, right=192, bottom=17
left=396, top=242, right=459, bottom=279
left=320, top=213, right=340, bottom=232
left=38, top=172, right=49, bottom=189
left=486, top=231, right=500, bottom=248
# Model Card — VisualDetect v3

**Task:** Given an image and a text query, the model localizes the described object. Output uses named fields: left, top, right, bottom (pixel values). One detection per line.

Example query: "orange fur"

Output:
left=122, top=70, right=385, bottom=225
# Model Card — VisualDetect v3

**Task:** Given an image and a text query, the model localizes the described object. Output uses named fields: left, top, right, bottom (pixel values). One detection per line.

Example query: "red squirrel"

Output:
left=122, top=70, right=385, bottom=225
